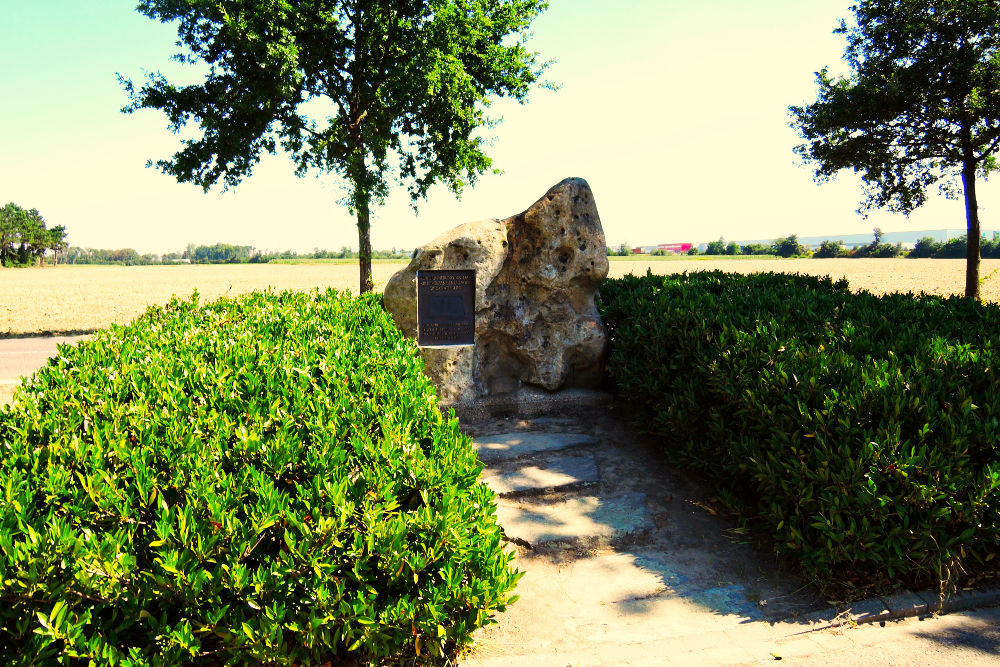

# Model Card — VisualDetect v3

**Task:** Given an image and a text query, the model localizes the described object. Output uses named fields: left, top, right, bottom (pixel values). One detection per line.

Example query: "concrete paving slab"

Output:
left=912, top=588, right=943, bottom=612
left=467, top=550, right=778, bottom=662
left=677, top=583, right=764, bottom=620
left=465, top=413, right=1000, bottom=666
left=846, top=597, right=891, bottom=625
left=943, top=585, right=1000, bottom=613
left=496, top=492, right=651, bottom=545
left=474, top=431, right=597, bottom=462
left=880, top=590, right=931, bottom=619
left=481, top=453, right=599, bottom=496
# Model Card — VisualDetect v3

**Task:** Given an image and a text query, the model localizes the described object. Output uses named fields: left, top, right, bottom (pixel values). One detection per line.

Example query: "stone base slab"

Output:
left=445, top=387, right=614, bottom=423
left=481, top=454, right=600, bottom=496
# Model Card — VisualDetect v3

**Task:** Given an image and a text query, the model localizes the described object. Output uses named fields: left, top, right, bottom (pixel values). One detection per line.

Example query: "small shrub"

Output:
left=741, top=243, right=776, bottom=256
left=705, top=238, right=726, bottom=255
left=0, top=290, right=518, bottom=665
left=936, top=235, right=969, bottom=258
left=599, top=271, right=1000, bottom=594
left=771, top=235, right=806, bottom=258
left=813, top=239, right=847, bottom=258
left=910, top=237, right=943, bottom=258
left=853, top=242, right=904, bottom=258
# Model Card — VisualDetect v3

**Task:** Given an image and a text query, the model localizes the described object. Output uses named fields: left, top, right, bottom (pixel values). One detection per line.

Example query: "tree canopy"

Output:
left=123, top=0, right=551, bottom=293
left=771, top=234, right=806, bottom=258
left=790, top=0, right=1000, bottom=298
left=0, top=203, right=67, bottom=267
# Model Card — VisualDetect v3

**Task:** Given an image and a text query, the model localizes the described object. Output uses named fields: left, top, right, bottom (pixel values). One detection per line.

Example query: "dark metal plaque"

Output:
left=417, top=270, right=475, bottom=346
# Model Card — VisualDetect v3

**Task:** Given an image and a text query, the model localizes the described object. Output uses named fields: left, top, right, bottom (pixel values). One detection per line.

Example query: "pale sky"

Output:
left=0, top=1, right=985, bottom=254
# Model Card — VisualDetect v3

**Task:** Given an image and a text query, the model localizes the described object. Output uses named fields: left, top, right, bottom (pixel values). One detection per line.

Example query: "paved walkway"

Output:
left=0, top=334, right=91, bottom=382
left=461, top=412, right=1000, bottom=666
left=0, top=334, right=92, bottom=404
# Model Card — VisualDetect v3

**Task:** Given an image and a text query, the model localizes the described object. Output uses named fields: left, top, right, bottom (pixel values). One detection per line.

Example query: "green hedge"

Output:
left=599, top=271, right=1000, bottom=593
left=0, top=290, right=518, bottom=665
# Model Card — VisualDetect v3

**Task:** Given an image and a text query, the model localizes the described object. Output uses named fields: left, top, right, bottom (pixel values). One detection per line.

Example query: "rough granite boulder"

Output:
left=384, top=177, right=609, bottom=406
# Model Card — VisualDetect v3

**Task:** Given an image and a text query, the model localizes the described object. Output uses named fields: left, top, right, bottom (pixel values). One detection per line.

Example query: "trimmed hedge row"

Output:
left=599, top=271, right=1000, bottom=593
left=0, top=290, right=518, bottom=665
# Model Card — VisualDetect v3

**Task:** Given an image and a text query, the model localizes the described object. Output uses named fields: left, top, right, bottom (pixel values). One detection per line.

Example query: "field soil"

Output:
left=607, top=257, right=1000, bottom=299
left=3, top=258, right=1000, bottom=336
left=0, top=262, right=406, bottom=336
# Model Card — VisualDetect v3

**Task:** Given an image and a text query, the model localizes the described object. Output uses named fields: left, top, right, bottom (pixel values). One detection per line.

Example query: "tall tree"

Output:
left=123, top=0, right=550, bottom=293
left=790, top=0, right=1000, bottom=298
left=0, top=203, right=57, bottom=267
left=0, top=203, right=21, bottom=266
left=47, top=226, right=68, bottom=265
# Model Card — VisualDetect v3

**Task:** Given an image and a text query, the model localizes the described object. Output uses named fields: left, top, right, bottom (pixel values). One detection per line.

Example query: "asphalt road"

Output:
left=0, top=334, right=91, bottom=385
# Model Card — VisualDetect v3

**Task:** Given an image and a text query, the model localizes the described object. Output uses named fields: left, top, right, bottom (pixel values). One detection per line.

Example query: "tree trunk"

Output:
left=961, top=156, right=981, bottom=300
left=357, top=204, right=373, bottom=294
left=352, top=150, right=375, bottom=294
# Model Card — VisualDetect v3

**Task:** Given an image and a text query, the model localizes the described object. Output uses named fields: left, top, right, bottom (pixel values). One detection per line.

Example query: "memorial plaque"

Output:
left=417, top=270, right=475, bottom=346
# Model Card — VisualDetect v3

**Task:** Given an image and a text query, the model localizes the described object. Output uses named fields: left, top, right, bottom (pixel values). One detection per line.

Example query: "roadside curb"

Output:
left=802, top=584, right=1000, bottom=628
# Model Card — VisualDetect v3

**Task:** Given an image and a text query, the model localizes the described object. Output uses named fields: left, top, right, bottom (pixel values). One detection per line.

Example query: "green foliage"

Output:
left=906, top=235, right=1000, bottom=259
left=850, top=227, right=905, bottom=258
left=790, top=0, right=1000, bottom=297
left=813, top=239, right=848, bottom=258
left=63, top=247, right=157, bottom=266
left=183, top=243, right=256, bottom=264
left=599, top=271, right=1000, bottom=594
left=60, top=245, right=411, bottom=266
left=871, top=242, right=905, bottom=258
left=122, top=0, right=551, bottom=292
left=933, top=234, right=1000, bottom=260
left=705, top=238, right=726, bottom=255
left=852, top=243, right=905, bottom=258
left=724, top=241, right=740, bottom=256
left=740, top=243, right=776, bottom=256
left=0, top=203, right=67, bottom=267
left=0, top=290, right=518, bottom=665
left=771, top=235, right=806, bottom=258
left=912, top=236, right=945, bottom=258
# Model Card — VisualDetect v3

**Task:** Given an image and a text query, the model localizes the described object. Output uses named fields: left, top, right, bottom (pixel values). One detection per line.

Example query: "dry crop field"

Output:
left=3, top=257, right=1000, bottom=337
left=0, top=262, right=406, bottom=336
left=608, top=256, right=1000, bottom=300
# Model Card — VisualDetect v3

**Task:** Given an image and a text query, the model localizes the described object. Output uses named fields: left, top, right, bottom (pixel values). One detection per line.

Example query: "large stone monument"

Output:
left=384, top=177, right=610, bottom=415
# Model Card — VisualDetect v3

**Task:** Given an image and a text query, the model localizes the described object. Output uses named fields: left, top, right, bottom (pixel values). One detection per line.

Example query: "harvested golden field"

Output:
left=608, top=257, right=1000, bottom=301
left=0, top=262, right=407, bottom=336
left=3, top=258, right=999, bottom=336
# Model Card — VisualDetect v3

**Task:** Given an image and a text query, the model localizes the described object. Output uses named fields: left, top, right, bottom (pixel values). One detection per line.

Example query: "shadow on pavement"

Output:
left=464, top=410, right=828, bottom=661
left=914, top=613, right=1000, bottom=657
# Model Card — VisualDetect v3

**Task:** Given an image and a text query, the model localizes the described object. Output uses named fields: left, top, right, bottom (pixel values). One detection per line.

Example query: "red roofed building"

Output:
left=657, top=243, right=693, bottom=253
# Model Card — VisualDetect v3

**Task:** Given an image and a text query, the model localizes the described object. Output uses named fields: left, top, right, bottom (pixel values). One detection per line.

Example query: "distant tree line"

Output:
left=58, top=243, right=412, bottom=266
left=63, top=248, right=165, bottom=266
left=613, top=228, right=1000, bottom=261
left=0, top=203, right=68, bottom=267
left=703, top=236, right=808, bottom=257
left=900, top=236, right=1000, bottom=260
left=609, top=235, right=812, bottom=258
left=250, top=246, right=412, bottom=263
left=808, top=228, right=1000, bottom=260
